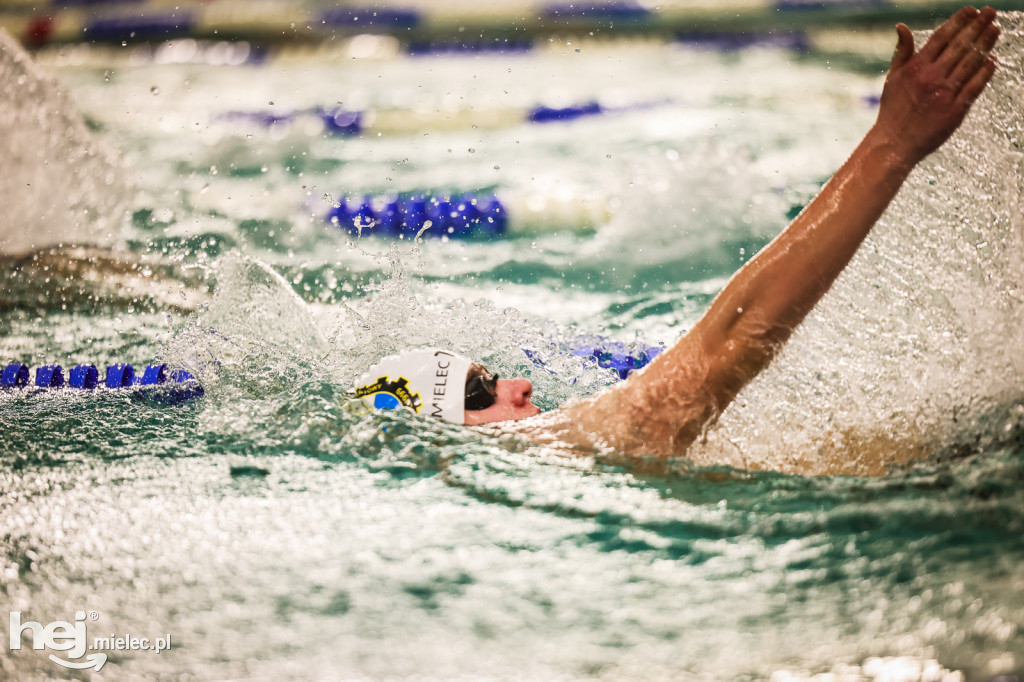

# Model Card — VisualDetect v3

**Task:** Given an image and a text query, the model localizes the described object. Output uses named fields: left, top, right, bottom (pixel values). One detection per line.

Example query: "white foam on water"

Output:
left=159, top=251, right=325, bottom=386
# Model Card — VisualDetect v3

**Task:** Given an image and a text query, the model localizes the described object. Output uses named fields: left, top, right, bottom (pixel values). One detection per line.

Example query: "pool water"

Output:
left=2, top=16, right=1024, bottom=681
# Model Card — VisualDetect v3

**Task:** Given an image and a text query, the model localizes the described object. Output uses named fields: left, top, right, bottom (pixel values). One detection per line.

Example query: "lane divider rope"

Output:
left=325, top=191, right=508, bottom=239
left=1, top=362, right=204, bottom=404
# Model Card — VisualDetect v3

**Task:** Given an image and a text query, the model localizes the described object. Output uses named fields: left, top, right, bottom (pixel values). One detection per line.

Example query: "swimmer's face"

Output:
left=463, top=363, right=541, bottom=425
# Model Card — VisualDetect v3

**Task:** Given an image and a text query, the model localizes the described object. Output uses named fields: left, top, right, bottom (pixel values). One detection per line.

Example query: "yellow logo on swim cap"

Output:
left=354, top=375, right=423, bottom=413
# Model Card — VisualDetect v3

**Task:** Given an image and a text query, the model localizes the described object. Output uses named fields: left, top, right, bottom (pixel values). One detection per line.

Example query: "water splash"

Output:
left=320, top=248, right=624, bottom=409
left=0, top=29, right=131, bottom=254
left=160, top=252, right=326, bottom=386
left=692, top=14, right=1024, bottom=475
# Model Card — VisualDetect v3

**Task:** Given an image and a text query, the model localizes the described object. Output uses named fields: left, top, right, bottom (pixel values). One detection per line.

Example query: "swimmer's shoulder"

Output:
left=505, top=382, right=642, bottom=456
left=511, top=341, right=721, bottom=459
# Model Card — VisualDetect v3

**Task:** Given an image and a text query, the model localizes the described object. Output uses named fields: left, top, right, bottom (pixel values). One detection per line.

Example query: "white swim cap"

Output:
left=353, top=348, right=473, bottom=424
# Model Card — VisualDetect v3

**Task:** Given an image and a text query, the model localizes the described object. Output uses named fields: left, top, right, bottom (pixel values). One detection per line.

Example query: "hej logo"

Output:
left=9, top=611, right=105, bottom=671
left=8, top=610, right=172, bottom=671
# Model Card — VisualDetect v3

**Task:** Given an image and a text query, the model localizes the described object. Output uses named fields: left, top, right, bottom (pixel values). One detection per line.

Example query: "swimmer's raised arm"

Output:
left=531, top=6, right=999, bottom=457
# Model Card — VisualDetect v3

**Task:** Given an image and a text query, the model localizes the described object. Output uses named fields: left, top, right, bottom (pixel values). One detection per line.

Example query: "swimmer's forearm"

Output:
left=709, top=127, right=913, bottom=343
left=683, top=126, right=914, bottom=401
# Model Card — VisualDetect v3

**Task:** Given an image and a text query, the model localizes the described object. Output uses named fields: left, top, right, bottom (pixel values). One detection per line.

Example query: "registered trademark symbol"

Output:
left=89, top=611, right=99, bottom=621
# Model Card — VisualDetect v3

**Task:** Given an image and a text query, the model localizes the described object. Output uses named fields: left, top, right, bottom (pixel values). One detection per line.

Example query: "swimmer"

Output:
left=355, top=6, right=1001, bottom=459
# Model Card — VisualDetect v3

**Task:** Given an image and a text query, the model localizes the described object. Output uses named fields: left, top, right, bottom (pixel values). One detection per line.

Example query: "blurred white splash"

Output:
left=0, top=29, right=131, bottom=254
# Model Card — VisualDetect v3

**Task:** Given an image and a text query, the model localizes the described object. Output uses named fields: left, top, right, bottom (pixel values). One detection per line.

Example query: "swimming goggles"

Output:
left=464, top=365, right=499, bottom=411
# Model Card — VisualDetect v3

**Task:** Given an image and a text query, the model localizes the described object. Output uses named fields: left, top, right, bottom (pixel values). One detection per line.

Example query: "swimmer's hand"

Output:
left=875, top=5, right=999, bottom=165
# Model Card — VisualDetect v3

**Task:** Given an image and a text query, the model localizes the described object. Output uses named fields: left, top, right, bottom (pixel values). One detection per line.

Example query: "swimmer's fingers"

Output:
left=917, top=5, right=980, bottom=63
left=948, top=20, right=1000, bottom=92
left=956, top=56, right=997, bottom=109
left=937, top=6, right=998, bottom=77
left=889, top=23, right=915, bottom=72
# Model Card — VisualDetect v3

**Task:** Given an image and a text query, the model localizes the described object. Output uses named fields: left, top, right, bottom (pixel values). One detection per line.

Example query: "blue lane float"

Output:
left=142, top=363, right=167, bottom=385
left=106, top=362, right=135, bottom=388
left=70, top=364, right=99, bottom=389
left=675, top=31, right=810, bottom=52
left=84, top=14, right=196, bottom=42
left=216, top=110, right=296, bottom=129
left=543, top=0, right=651, bottom=21
left=215, top=97, right=645, bottom=138
left=528, top=101, right=604, bottom=124
left=2, top=362, right=204, bottom=405
left=327, top=191, right=509, bottom=240
left=775, top=0, right=889, bottom=11
left=35, top=365, right=64, bottom=388
left=217, top=107, right=364, bottom=136
left=317, top=108, right=363, bottom=136
left=1, top=363, right=28, bottom=388
left=318, top=8, right=422, bottom=30
left=526, top=339, right=665, bottom=381
left=408, top=37, right=533, bottom=56
left=575, top=341, right=664, bottom=380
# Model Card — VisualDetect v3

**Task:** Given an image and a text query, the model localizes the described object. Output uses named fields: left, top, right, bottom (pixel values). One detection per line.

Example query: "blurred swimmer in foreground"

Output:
left=355, top=6, right=1001, bottom=460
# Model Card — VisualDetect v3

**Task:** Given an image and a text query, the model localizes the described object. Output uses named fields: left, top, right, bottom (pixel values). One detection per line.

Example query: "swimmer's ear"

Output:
left=890, top=23, right=915, bottom=71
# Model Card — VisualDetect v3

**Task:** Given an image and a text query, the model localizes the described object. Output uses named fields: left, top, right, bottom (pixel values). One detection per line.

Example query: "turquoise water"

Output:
left=2, top=20, right=1024, bottom=680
